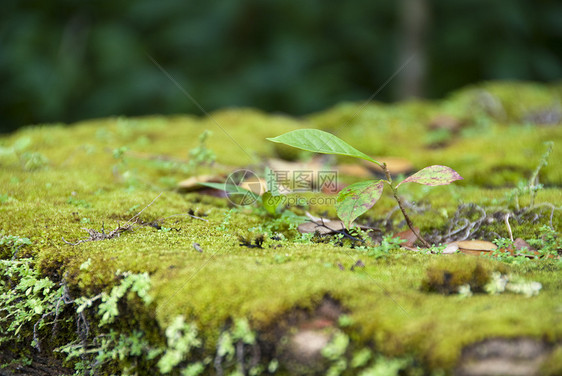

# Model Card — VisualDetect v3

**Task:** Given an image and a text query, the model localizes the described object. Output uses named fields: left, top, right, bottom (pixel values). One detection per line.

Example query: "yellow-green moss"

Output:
left=541, top=345, right=562, bottom=376
left=421, top=256, right=507, bottom=294
left=1, top=81, right=561, bottom=374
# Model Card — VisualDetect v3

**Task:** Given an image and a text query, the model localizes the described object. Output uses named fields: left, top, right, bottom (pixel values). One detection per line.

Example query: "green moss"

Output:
left=541, top=345, right=562, bottom=376
left=421, top=256, right=506, bottom=294
left=1, top=81, right=561, bottom=374
left=308, top=81, right=562, bottom=187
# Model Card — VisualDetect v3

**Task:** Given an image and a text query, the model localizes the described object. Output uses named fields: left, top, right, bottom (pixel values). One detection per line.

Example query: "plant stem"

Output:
left=382, top=164, right=432, bottom=248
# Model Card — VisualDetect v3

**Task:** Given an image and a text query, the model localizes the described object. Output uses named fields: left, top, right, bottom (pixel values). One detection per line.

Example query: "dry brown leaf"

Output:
left=298, top=220, right=345, bottom=235
left=507, top=238, right=541, bottom=258
left=239, top=177, right=267, bottom=196
left=456, top=240, right=497, bottom=250
left=513, top=238, right=535, bottom=252
left=297, top=216, right=377, bottom=236
left=455, top=240, right=497, bottom=255
left=441, top=243, right=460, bottom=254
left=393, top=228, right=419, bottom=247
left=177, top=174, right=224, bottom=191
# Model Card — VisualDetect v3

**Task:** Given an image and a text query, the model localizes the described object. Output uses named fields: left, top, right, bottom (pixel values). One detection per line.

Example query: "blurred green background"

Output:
left=1, top=0, right=561, bottom=133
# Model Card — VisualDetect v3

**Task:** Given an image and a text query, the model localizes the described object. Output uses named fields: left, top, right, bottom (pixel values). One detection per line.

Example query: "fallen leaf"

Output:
left=513, top=238, right=536, bottom=252
left=178, top=175, right=224, bottom=192
left=393, top=228, right=419, bottom=247
left=455, top=240, right=496, bottom=255
left=510, top=238, right=540, bottom=258
left=456, top=240, right=497, bottom=251
left=298, top=220, right=345, bottom=235
left=239, top=177, right=267, bottom=196
left=298, top=215, right=378, bottom=235
left=304, top=212, right=326, bottom=222
left=441, top=243, right=459, bottom=254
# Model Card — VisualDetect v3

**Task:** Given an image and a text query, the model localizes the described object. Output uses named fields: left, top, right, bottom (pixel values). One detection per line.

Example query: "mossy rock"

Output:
left=421, top=256, right=507, bottom=294
left=0, top=81, right=561, bottom=375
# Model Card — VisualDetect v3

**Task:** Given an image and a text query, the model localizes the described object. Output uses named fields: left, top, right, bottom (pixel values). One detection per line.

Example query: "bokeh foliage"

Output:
left=1, top=0, right=560, bottom=132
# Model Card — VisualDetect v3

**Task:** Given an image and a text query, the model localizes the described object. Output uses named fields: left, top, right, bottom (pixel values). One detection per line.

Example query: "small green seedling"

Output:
left=267, top=129, right=463, bottom=247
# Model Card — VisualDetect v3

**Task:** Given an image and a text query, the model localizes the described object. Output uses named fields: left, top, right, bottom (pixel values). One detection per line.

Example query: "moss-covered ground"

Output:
left=1, top=81, right=561, bottom=375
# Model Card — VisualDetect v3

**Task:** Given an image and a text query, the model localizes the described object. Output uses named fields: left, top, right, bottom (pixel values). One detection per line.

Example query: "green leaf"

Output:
left=267, top=129, right=381, bottom=166
left=396, top=165, right=463, bottom=188
left=336, top=180, right=384, bottom=229
left=198, top=182, right=239, bottom=192
left=262, top=191, right=287, bottom=215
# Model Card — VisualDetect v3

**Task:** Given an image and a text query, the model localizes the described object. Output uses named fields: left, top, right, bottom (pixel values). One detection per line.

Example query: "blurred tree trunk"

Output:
left=398, top=0, right=429, bottom=99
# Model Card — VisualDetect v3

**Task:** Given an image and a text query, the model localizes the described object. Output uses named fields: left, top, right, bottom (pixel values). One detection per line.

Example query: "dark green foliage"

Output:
left=1, top=0, right=561, bottom=132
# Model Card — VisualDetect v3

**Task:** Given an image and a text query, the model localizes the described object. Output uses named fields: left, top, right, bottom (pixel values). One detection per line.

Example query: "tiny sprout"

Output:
left=268, top=129, right=463, bottom=247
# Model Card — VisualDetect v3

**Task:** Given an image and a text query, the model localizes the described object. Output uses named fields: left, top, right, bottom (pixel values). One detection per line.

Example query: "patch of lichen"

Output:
left=1, top=81, right=561, bottom=374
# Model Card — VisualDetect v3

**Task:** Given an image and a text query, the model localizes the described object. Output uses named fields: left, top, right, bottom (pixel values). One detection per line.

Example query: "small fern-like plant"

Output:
left=267, top=129, right=463, bottom=247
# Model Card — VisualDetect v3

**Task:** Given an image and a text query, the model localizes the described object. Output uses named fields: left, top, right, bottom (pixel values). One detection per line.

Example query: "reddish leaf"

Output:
left=513, top=238, right=536, bottom=252
left=335, top=180, right=384, bottom=229
left=393, top=228, right=419, bottom=247
left=396, top=165, right=463, bottom=188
